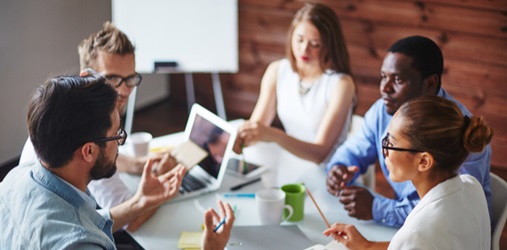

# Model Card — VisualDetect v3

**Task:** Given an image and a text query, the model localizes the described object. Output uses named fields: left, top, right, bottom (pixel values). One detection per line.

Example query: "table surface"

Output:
left=119, top=120, right=398, bottom=250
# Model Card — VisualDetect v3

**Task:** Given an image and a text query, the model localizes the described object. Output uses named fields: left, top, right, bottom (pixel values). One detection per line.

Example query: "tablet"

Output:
left=226, top=157, right=267, bottom=178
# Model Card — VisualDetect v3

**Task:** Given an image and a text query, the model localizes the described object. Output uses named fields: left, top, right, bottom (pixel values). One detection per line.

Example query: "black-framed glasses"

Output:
left=91, top=128, right=127, bottom=146
left=382, top=133, right=423, bottom=158
left=105, top=73, right=142, bottom=88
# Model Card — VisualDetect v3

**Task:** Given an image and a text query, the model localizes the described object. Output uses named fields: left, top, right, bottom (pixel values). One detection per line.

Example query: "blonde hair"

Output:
left=286, top=3, right=351, bottom=75
left=397, top=96, right=493, bottom=173
left=77, top=22, right=135, bottom=70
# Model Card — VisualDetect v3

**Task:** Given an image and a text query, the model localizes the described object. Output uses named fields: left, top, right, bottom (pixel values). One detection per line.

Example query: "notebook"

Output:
left=169, top=103, right=237, bottom=203
left=226, top=225, right=314, bottom=250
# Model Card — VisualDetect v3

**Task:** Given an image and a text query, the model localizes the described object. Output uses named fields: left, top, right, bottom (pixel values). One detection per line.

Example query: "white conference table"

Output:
left=119, top=120, right=398, bottom=249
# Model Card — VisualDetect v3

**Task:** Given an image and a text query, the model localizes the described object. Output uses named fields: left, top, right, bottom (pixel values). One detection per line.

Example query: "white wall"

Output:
left=0, top=0, right=168, bottom=165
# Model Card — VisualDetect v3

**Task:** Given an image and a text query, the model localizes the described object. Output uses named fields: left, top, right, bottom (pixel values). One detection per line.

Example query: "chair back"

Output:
left=491, top=173, right=507, bottom=250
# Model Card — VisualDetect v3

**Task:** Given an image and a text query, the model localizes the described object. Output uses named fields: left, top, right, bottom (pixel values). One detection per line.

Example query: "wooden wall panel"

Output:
left=169, top=0, right=507, bottom=170
left=319, top=0, right=507, bottom=38
left=422, top=0, right=507, bottom=11
left=341, top=23, right=507, bottom=66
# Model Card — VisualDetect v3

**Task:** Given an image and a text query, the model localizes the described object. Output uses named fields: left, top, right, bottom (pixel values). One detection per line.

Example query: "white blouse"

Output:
left=276, top=59, right=353, bottom=163
left=388, top=174, right=490, bottom=249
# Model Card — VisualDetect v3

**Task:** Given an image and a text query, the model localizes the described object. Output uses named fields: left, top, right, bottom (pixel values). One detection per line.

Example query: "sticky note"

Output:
left=177, top=231, right=203, bottom=249
left=149, top=145, right=174, bottom=153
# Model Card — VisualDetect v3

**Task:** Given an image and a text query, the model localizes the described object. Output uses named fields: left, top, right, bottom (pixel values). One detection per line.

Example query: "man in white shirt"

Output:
left=19, top=22, right=174, bottom=231
left=2, top=75, right=234, bottom=249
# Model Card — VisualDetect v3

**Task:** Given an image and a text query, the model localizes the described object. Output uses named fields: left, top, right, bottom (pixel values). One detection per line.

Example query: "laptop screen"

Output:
left=188, top=114, right=231, bottom=179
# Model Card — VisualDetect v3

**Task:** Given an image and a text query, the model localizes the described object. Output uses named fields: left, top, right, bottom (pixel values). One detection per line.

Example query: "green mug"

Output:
left=281, top=183, right=306, bottom=222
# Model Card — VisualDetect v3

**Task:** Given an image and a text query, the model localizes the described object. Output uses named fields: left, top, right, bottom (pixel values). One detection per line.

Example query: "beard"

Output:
left=89, top=148, right=118, bottom=180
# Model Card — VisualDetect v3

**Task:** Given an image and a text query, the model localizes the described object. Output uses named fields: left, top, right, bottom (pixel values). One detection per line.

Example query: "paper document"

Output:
left=171, top=140, right=208, bottom=170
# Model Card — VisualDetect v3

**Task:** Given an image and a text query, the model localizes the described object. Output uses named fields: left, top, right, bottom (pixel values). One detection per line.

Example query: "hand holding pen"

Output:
left=202, top=200, right=235, bottom=250
left=305, top=184, right=352, bottom=244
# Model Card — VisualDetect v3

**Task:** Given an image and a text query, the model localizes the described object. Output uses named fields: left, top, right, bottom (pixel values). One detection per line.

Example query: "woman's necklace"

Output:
left=298, top=77, right=320, bottom=96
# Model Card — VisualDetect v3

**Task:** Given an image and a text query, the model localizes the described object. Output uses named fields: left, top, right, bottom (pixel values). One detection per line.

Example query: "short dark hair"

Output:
left=206, top=127, right=226, bottom=145
left=27, top=75, right=118, bottom=168
left=388, top=36, right=443, bottom=90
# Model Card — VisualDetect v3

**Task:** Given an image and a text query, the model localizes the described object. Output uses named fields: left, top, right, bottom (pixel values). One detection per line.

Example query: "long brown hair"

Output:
left=397, top=96, right=493, bottom=174
left=286, top=3, right=351, bottom=75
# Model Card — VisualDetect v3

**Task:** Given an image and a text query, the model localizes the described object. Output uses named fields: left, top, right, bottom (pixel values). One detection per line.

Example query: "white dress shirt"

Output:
left=388, top=174, right=490, bottom=249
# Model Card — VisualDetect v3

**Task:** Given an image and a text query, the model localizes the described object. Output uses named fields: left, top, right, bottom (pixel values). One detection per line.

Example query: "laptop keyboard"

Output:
left=180, top=174, right=206, bottom=193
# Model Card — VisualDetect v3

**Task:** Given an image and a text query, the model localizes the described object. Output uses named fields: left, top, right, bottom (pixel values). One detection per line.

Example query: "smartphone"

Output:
left=226, top=157, right=267, bottom=178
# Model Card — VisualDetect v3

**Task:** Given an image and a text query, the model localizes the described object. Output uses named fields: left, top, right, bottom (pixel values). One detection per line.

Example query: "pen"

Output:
left=213, top=206, right=237, bottom=232
left=230, top=177, right=261, bottom=191
left=213, top=217, right=226, bottom=232
left=223, top=193, right=255, bottom=198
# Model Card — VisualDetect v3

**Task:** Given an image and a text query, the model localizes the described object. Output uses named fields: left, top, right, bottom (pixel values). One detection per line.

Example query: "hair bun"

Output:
left=463, top=116, right=493, bottom=153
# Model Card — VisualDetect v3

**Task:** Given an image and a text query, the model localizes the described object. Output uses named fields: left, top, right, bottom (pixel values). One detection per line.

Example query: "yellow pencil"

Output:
left=306, top=187, right=331, bottom=228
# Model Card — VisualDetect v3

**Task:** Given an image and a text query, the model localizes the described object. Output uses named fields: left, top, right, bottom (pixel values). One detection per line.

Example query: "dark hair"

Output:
left=397, top=96, right=493, bottom=173
left=78, top=21, right=135, bottom=70
left=388, top=35, right=443, bottom=91
left=287, top=3, right=351, bottom=75
left=204, top=127, right=226, bottom=150
left=27, top=75, right=118, bottom=168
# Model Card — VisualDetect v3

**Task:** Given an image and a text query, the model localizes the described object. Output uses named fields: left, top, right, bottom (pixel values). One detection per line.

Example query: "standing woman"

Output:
left=238, top=3, right=356, bottom=164
left=324, top=96, right=492, bottom=249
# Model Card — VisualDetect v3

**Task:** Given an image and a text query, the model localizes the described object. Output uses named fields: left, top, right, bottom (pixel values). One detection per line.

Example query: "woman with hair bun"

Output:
left=323, top=95, right=493, bottom=249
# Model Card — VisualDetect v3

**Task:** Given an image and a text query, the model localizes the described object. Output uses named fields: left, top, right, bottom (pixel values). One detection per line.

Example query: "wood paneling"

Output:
left=422, top=0, right=507, bottom=11
left=169, top=0, right=507, bottom=171
left=319, top=0, right=507, bottom=38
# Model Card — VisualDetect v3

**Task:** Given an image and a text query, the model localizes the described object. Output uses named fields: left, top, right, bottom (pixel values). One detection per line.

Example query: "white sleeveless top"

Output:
left=276, top=59, right=353, bottom=163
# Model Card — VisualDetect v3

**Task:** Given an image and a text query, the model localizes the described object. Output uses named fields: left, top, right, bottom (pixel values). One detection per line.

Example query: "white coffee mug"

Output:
left=129, top=132, right=152, bottom=157
left=256, top=189, right=293, bottom=225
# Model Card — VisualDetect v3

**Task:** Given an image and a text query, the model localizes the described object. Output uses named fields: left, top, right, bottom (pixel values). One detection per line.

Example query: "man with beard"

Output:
left=0, top=75, right=235, bottom=249
left=18, top=22, right=177, bottom=232
left=325, top=36, right=492, bottom=228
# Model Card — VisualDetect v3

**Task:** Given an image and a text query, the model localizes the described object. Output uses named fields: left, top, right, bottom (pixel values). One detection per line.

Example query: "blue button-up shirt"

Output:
left=0, top=161, right=115, bottom=249
left=326, top=88, right=492, bottom=227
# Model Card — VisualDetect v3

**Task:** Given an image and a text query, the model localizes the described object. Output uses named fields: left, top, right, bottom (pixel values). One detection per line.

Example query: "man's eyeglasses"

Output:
left=382, top=133, right=423, bottom=158
left=105, top=73, right=142, bottom=88
left=91, top=128, right=128, bottom=146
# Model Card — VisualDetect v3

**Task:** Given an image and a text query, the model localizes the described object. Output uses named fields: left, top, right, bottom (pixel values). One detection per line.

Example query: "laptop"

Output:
left=170, top=103, right=237, bottom=202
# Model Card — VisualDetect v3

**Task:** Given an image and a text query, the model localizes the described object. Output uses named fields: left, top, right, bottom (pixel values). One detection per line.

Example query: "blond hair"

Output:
left=77, top=22, right=135, bottom=70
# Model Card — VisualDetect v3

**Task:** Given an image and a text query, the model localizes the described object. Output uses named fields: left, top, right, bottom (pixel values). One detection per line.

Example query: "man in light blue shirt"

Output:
left=1, top=160, right=117, bottom=249
left=326, top=36, right=492, bottom=227
left=0, top=75, right=234, bottom=249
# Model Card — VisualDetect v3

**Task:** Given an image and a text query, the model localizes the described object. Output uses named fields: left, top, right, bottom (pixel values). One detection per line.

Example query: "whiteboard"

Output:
left=112, top=0, right=238, bottom=73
